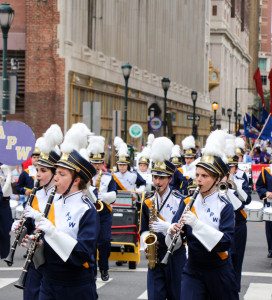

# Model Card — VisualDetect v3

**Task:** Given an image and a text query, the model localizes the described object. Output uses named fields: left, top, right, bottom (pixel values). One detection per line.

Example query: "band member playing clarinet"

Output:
left=167, top=130, right=239, bottom=300
left=88, top=135, right=117, bottom=281
left=13, top=124, right=63, bottom=300
left=140, top=137, right=186, bottom=300
left=33, top=123, right=99, bottom=300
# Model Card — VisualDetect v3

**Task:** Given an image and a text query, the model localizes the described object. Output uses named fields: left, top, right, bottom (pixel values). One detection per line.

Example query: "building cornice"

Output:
left=210, top=28, right=252, bottom=63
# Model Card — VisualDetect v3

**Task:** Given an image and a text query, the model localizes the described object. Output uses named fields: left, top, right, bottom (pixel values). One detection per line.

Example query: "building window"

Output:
left=222, top=108, right=225, bottom=116
left=261, top=75, right=267, bottom=85
left=259, top=58, right=267, bottom=71
left=88, top=0, right=96, bottom=49
left=212, top=5, right=217, bottom=16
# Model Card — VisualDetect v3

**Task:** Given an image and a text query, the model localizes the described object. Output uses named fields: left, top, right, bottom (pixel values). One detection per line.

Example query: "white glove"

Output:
left=0, top=165, right=13, bottom=197
left=183, top=211, right=198, bottom=228
left=36, top=217, right=77, bottom=262
left=11, top=219, right=21, bottom=232
left=24, top=206, right=43, bottom=221
left=151, top=219, right=171, bottom=235
left=36, top=217, right=55, bottom=236
left=99, top=191, right=116, bottom=205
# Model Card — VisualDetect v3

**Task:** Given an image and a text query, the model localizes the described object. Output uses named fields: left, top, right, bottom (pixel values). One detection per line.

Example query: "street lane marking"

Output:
left=137, top=290, right=147, bottom=299
left=0, top=267, right=22, bottom=271
left=0, top=278, right=17, bottom=288
left=244, top=283, right=272, bottom=300
left=242, top=272, right=272, bottom=278
left=96, top=278, right=112, bottom=289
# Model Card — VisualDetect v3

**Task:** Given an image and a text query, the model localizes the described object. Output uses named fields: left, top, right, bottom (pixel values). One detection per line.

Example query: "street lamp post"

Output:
left=161, top=77, right=170, bottom=136
left=0, top=3, right=14, bottom=122
left=121, top=63, right=132, bottom=143
left=237, top=113, right=242, bottom=135
left=191, top=91, right=198, bottom=139
left=227, top=108, right=232, bottom=133
left=212, top=101, right=219, bottom=131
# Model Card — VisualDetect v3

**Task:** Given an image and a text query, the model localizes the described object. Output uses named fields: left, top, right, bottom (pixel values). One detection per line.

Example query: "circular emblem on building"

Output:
left=129, top=124, right=143, bottom=138
left=149, top=117, right=162, bottom=131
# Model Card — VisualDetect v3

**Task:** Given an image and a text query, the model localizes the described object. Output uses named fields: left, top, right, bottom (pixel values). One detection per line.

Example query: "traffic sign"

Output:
left=129, top=123, right=143, bottom=138
left=187, top=114, right=200, bottom=121
left=149, top=117, right=162, bottom=131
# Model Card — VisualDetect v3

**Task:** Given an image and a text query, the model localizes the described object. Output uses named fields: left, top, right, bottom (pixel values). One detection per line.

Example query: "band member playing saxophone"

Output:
left=140, top=137, right=186, bottom=300
left=167, top=130, right=239, bottom=300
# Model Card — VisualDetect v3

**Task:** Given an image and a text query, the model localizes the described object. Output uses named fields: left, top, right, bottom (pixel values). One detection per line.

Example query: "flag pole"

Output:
left=250, top=113, right=271, bottom=154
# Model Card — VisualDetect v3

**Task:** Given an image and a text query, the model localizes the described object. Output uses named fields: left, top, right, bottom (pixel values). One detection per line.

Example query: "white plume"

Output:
left=39, top=124, right=63, bottom=154
left=150, top=137, right=174, bottom=162
left=171, top=145, right=181, bottom=158
left=79, top=148, right=89, bottom=161
left=147, top=134, right=155, bottom=147
left=61, top=123, right=91, bottom=153
left=138, top=145, right=151, bottom=161
left=87, top=136, right=105, bottom=155
left=182, top=135, right=195, bottom=150
left=118, top=142, right=129, bottom=157
left=114, top=136, right=124, bottom=151
left=202, top=130, right=228, bottom=162
left=235, top=137, right=245, bottom=150
left=35, top=137, right=45, bottom=151
left=225, top=135, right=236, bottom=157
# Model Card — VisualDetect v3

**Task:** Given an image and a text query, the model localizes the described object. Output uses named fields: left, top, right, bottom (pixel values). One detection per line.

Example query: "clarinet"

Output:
left=4, top=181, right=40, bottom=266
left=14, top=186, right=57, bottom=290
left=161, top=186, right=200, bottom=265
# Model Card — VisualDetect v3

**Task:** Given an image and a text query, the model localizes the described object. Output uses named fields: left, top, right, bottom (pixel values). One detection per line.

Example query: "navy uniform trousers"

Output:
left=147, top=246, right=186, bottom=300
left=181, top=260, right=239, bottom=300
left=0, top=196, right=12, bottom=258
left=97, top=208, right=112, bottom=272
left=24, top=264, right=43, bottom=300
left=231, top=218, right=247, bottom=292
left=39, top=279, right=97, bottom=300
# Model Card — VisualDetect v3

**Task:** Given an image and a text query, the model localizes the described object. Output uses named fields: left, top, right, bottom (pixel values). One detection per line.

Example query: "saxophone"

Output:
left=144, top=192, right=158, bottom=269
left=95, top=169, right=104, bottom=212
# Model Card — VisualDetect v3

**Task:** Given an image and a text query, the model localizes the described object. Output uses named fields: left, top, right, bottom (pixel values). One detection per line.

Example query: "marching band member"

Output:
left=88, top=135, right=117, bottom=281
left=167, top=130, right=239, bottom=299
left=13, top=124, right=63, bottom=300
left=140, top=137, right=186, bottom=300
left=112, top=138, right=146, bottom=193
left=181, top=135, right=197, bottom=179
left=16, top=145, right=40, bottom=197
left=170, top=144, right=189, bottom=195
left=256, top=164, right=272, bottom=258
left=27, top=123, right=99, bottom=300
left=0, top=164, right=13, bottom=258
left=224, top=136, right=251, bottom=292
left=137, top=134, right=154, bottom=193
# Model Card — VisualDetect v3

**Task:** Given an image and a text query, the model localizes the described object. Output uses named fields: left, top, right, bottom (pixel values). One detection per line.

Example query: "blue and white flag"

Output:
left=259, top=114, right=272, bottom=142
left=243, top=113, right=258, bottom=139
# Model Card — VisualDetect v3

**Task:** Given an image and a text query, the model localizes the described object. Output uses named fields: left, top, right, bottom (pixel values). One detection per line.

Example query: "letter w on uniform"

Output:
left=69, top=222, right=76, bottom=228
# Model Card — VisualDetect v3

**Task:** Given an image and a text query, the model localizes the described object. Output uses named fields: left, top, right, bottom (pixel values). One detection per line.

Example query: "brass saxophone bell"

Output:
left=95, top=200, right=104, bottom=212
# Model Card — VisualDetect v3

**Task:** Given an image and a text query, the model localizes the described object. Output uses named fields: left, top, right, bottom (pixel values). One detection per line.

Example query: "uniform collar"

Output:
left=199, top=190, right=218, bottom=204
left=62, top=190, right=83, bottom=203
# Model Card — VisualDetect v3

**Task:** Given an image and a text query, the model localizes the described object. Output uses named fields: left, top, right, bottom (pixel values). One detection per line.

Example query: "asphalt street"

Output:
left=1, top=192, right=272, bottom=299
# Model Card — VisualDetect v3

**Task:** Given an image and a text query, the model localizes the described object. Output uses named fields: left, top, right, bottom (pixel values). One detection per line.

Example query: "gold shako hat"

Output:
left=32, top=137, right=42, bottom=156
left=116, top=142, right=130, bottom=164
left=196, top=130, right=229, bottom=178
left=151, top=137, right=175, bottom=176
left=55, top=123, right=96, bottom=182
left=224, top=135, right=239, bottom=167
left=235, top=137, right=245, bottom=156
left=170, top=144, right=182, bottom=166
left=36, top=124, right=63, bottom=169
left=138, top=134, right=154, bottom=166
left=88, top=136, right=105, bottom=164
left=182, top=135, right=196, bottom=158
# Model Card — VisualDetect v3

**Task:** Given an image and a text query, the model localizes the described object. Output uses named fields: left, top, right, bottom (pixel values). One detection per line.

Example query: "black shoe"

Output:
left=101, top=270, right=109, bottom=281
left=267, top=252, right=272, bottom=258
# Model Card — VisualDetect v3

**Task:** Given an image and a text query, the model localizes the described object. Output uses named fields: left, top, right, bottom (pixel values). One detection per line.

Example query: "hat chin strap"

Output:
left=201, top=176, right=220, bottom=195
left=43, top=173, right=55, bottom=189
left=63, top=173, right=77, bottom=196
